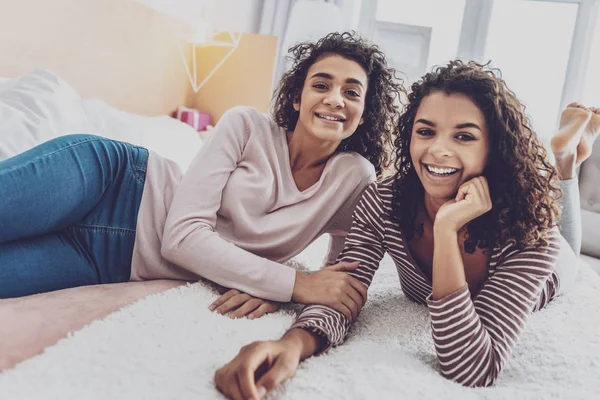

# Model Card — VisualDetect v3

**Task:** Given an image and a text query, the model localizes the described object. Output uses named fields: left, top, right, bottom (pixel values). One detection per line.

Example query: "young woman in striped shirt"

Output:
left=215, top=61, right=599, bottom=398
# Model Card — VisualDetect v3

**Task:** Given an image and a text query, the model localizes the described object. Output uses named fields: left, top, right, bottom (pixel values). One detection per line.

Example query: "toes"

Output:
left=590, top=107, right=600, bottom=115
left=566, top=102, right=587, bottom=110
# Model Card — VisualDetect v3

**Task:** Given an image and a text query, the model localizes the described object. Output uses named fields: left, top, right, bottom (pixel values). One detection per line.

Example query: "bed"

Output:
left=0, top=69, right=203, bottom=170
left=1, top=234, right=599, bottom=399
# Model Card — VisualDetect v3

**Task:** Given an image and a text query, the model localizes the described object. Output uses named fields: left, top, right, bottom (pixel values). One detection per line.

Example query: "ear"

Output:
left=293, top=101, right=300, bottom=112
left=359, top=117, right=364, bottom=125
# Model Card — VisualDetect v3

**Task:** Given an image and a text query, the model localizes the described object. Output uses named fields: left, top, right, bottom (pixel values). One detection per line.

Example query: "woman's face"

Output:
left=293, top=54, right=367, bottom=144
left=410, top=91, right=490, bottom=201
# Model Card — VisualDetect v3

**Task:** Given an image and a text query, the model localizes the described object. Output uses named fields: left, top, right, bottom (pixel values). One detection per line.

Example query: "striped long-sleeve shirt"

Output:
left=289, top=177, right=560, bottom=387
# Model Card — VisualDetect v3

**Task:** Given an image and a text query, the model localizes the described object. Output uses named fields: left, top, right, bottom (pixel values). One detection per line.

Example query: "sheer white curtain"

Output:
left=262, top=0, right=352, bottom=85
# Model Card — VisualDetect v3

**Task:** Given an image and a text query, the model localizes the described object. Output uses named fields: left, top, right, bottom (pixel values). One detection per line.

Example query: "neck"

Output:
left=423, top=193, right=448, bottom=223
left=286, top=129, right=340, bottom=172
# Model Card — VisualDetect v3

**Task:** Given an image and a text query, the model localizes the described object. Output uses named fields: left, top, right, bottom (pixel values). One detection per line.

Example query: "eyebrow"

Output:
left=415, top=118, right=482, bottom=132
left=309, top=72, right=365, bottom=88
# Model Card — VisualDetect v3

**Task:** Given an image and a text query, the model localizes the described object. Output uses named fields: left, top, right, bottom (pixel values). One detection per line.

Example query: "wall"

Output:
left=136, top=0, right=264, bottom=33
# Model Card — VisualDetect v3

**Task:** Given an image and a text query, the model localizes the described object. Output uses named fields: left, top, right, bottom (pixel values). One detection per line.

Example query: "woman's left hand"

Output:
left=209, top=289, right=281, bottom=319
left=434, top=176, right=492, bottom=232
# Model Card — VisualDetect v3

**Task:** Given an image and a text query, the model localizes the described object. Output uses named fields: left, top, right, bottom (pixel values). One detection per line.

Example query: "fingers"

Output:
left=340, top=294, right=359, bottom=321
left=215, top=343, right=271, bottom=400
left=455, top=181, right=471, bottom=202
left=256, top=355, right=297, bottom=397
left=248, top=302, right=280, bottom=320
left=345, top=286, right=365, bottom=313
left=345, top=275, right=368, bottom=305
left=470, top=177, right=492, bottom=212
left=324, top=261, right=359, bottom=272
left=230, top=376, right=245, bottom=400
left=210, top=289, right=240, bottom=311
left=236, top=360, right=263, bottom=400
left=214, top=293, right=252, bottom=315
left=215, top=366, right=245, bottom=400
left=332, top=301, right=353, bottom=321
left=228, top=298, right=262, bottom=319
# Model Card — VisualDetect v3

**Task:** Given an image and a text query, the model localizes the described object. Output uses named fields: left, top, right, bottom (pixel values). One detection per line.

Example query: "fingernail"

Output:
left=257, top=386, right=266, bottom=398
left=209, top=305, right=216, bottom=311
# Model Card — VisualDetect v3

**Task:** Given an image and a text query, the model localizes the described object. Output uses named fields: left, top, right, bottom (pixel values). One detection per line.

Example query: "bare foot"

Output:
left=576, top=106, right=600, bottom=165
left=551, top=103, right=592, bottom=179
left=551, top=103, right=591, bottom=157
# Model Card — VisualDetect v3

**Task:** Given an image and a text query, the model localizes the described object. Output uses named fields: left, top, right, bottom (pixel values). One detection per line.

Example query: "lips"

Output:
left=315, top=112, right=346, bottom=122
left=423, top=163, right=459, bottom=177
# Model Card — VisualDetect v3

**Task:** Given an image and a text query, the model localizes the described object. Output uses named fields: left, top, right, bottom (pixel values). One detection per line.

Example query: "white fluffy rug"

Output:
left=1, top=239, right=600, bottom=400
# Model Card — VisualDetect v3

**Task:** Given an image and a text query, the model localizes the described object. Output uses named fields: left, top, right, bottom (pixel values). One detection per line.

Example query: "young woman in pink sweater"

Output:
left=214, top=61, right=599, bottom=397
left=0, top=32, right=403, bottom=324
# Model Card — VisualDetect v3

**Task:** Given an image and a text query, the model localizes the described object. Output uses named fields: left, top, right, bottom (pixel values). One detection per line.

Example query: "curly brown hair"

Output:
left=272, top=31, right=404, bottom=175
left=392, top=60, right=561, bottom=253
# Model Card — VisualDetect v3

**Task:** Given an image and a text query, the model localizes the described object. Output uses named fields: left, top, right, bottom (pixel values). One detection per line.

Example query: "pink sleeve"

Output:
left=160, top=107, right=296, bottom=302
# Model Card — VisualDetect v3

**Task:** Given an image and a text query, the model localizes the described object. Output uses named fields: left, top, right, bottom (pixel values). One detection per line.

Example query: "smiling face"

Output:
left=410, top=91, right=490, bottom=201
left=292, top=54, right=367, bottom=145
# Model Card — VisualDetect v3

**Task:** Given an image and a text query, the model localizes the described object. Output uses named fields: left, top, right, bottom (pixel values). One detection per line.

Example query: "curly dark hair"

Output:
left=272, top=31, right=404, bottom=175
left=392, top=60, right=561, bottom=253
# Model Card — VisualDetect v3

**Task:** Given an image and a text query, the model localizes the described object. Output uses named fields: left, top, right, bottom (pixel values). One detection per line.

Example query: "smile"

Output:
left=316, top=113, right=345, bottom=122
left=424, top=164, right=459, bottom=176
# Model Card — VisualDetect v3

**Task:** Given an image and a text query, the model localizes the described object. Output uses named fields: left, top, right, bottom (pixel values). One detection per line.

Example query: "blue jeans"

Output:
left=0, top=134, right=148, bottom=298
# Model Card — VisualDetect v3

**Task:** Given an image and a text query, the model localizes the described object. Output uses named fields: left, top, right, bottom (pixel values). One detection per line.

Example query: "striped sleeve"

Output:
left=426, top=231, right=560, bottom=387
left=289, top=182, right=387, bottom=351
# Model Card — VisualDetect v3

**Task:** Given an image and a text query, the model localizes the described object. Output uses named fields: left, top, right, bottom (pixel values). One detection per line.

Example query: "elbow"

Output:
left=159, top=225, right=193, bottom=264
left=160, top=236, right=179, bottom=264
left=160, top=222, right=214, bottom=266
left=441, top=366, right=500, bottom=388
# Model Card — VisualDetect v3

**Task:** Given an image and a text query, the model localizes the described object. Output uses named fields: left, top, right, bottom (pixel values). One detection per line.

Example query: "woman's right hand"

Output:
left=214, top=337, right=303, bottom=400
left=292, top=261, right=367, bottom=321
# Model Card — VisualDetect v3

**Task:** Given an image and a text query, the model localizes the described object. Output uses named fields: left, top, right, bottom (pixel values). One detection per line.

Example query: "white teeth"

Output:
left=426, top=165, right=457, bottom=175
left=317, top=113, right=343, bottom=122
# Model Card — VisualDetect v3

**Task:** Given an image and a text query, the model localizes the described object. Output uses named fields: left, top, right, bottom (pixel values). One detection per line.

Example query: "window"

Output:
left=483, top=0, right=578, bottom=139
left=583, top=2, right=600, bottom=107
left=375, top=0, right=466, bottom=69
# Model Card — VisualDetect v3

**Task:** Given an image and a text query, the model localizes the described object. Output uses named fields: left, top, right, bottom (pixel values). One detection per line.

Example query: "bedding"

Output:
left=0, top=236, right=598, bottom=399
left=1, top=70, right=598, bottom=399
left=0, top=69, right=92, bottom=161
left=0, top=69, right=203, bottom=170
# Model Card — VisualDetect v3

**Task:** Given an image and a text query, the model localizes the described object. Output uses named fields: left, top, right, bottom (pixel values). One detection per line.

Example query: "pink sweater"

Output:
left=130, top=106, right=376, bottom=302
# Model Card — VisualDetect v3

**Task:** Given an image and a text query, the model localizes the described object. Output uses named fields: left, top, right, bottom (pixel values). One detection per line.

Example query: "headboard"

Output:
left=0, top=0, right=278, bottom=119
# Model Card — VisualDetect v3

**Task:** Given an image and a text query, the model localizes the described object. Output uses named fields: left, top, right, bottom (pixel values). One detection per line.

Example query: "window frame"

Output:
left=358, top=0, right=599, bottom=125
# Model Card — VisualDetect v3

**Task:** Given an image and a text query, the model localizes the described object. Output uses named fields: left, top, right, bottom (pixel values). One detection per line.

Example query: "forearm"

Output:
left=432, top=226, right=466, bottom=300
left=281, top=328, right=325, bottom=360
left=161, top=230, right=296, bottom=302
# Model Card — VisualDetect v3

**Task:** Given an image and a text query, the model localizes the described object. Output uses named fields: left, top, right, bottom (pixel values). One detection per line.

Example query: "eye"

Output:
left=416, top=128, right=434, bottom=137
left=313, top=83, right=328, bottom=90
left=456, top=133, right=475, bottom=141
left=345, top=90, right=360, bottom=98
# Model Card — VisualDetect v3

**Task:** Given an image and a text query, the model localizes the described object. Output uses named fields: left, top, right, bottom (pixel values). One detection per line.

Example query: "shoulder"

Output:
left=329, top=151, right=376, bottom=184
left=218, top=106, right=275, bottom=133
left=353, top=175, right=394, bottom=216
left=494, top=227, right=560, bottom=270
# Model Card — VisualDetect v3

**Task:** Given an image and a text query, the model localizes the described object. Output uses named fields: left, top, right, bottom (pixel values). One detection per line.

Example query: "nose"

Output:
left=324, top=89, right=344, bottom=108
left=428, top=135, right=453, bottom=159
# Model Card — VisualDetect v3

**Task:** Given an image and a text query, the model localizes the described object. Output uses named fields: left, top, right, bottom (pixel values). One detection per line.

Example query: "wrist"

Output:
left=291, top=271, right=308, bottom=303
left=433, top=220, right=459, bottom=235
left=282, top=328, right=323, bottom=360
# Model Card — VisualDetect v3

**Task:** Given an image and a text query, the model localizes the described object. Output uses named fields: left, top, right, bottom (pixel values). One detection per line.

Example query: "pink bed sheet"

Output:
left=0, top=280, right=186, bottom=371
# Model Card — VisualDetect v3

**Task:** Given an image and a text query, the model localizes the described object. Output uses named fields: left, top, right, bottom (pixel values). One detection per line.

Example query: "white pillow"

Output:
left=0, top=69, right=93, bottom=160
left=81, top=98, right=204, bottom=171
